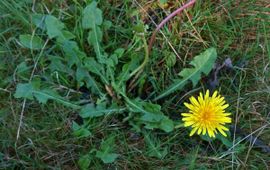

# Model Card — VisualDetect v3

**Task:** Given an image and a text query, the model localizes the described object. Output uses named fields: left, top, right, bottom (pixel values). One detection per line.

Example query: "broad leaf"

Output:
left=82, top=1, right=103, bottom=29
left=61, top=41, right=85, bottom=67
left=87, top=25, right=106, bottom=63
left=125, top=97, right=174, bottom=132
left=72, top=121, right=92, bottom=138
left=48, top=55, right=73, bottom=73
left=155, top=48, right=217, bottom=100
left=45, top=15, right=65, bottom=39
left=84, top=57, right=109, bottom=84
left=76, top=67, right=102, bottom=95
left=14, top=83, right=35, bottom=99
left=19, top=34, right=44, bottom=50
left=78, top=154, right=92, bottom=170
left=31, top=13, right=46, bottom=30
left=95, top=136, right=118, bottom=164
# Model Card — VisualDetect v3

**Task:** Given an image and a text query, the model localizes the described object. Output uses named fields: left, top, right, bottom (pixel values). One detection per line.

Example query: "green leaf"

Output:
left=82, top=1, right=103, bottom=29
left=116, top=56, right=140, bottom=88
left=15, top=82, right=80, bottom=109
left=155, top=48, right=217, bottom=100
left=87, top=25, right=106, bottom=63
left=159, top=0, right=168, bottom=5
left=80, top=103, right=122, bottom=118
left=84, top=58, right=108, bottom=84
left=125, top=97, right=174, bottom=132
left=45, top=15, right=65, bottom=39
left=33, top=90, right=80, bottom=109
left=96, top=152, right=118, bottom=164
left=62, top=31, right=76, bottom=40
left=159, top=118, right=174, bottom=133
left=145, top=133, right=168, bottom=159
left=14, top=83, right=35, bottom=99
left=61, top=41, right=85, bottom=67
left=95, top=136, right=118, bottom=164
left=76, top=67, right=102, bottom=95
left=78, top=154, right=92, bottom=170
left=48, top=55, right=72, bottom=73
left=16, top=61, right=31, bottom=79
left=33, top=89, right=60, bottom=104
left=103, top=20, right=112, bottom=30
left=31, top=13, right=46, bottom=30
left=165, top=52, right=176, bottom=68
left=88, top=25, right=103, bottom=45
left=19, top=34, right=44, bottom=50
left=72, top=121, right=92, bottom=138
left=17, top=62, right=30, bottom=74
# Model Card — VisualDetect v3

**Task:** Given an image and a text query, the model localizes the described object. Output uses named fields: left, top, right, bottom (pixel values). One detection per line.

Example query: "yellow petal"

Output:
left=212, top=91, right=218, bottom=98
left=205, top=90, right=210, bottom=100
left=181, top=113, right=191, bottom=117
left=217, top=127, right=227, bottom=137
left=184, top=121, right=195, bottom=127
left=197, top=126, right=202, bottom=135
left=190, top=96, right=199, bottom=107
left=184, top=103, right=195, bottom=111
left=189, top=127, right=198, bottom=136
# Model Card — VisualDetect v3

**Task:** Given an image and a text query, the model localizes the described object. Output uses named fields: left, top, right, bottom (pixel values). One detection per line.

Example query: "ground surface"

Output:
left=0, top=0, right=270, bottom=169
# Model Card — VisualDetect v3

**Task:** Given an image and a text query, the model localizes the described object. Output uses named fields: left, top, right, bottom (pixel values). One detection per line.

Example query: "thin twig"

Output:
left=148, top=0, right=197, bottom=54
left=0, top=87, right=10, bottom=93
left=218, top=123, right=270, bottom=160
left=133, top=0, right=182, bottom=62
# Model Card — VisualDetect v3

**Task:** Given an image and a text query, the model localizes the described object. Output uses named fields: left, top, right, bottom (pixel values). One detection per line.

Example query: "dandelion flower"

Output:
left=182, top=90, right=231, bottom=138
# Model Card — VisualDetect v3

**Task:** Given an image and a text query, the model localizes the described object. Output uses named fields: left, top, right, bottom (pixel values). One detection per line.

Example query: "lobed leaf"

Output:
left=79, top=103, right=123, bottom=118
left=155, top=48, right=217, bottom=100
left=95, top=136, right=118, bottom=164
left=125, top=97, right=174, bottom=132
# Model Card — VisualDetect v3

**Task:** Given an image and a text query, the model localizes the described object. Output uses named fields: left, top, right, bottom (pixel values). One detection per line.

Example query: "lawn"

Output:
left=0, top=0, right=269, bottom=169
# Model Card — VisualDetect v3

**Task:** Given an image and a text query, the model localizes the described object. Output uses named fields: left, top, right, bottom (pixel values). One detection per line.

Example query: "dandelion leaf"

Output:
left=125, top=98, right=174, bottom=132
left=155, top=48, right=217, bottom=100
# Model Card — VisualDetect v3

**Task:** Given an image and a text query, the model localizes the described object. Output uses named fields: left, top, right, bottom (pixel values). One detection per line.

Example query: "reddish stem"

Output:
left=148, top=0, right=197, bottom=54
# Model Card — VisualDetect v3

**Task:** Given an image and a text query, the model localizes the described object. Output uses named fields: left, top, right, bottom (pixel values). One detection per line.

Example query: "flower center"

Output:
left=201, top=109, right=212, bottom=121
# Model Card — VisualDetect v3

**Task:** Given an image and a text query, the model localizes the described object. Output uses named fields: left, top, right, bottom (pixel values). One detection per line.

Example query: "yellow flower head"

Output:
left=182, top=90, right=231, bottom=138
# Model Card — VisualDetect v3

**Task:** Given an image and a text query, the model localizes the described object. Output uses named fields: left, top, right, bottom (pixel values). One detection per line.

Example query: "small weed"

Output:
left=0, top=0, right=269, bottom=169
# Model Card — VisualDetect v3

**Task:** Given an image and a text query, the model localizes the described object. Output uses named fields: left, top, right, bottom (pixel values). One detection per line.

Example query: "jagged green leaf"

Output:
left=33, top=90, right=80, bottom=109
left=95, top=136, right=118, bottom=164
left=14, top=83, right=35, bottom=100
left=14, top=82, right=80, bottom=109
left=76, top=67, right=103, bottom=95
left=125, top=97, right=174, bottom=132
left=79, top=103, right=123, bottom=118
left=144, top=133, right=168, bottom=159
left=155, top=48, right=217, bottom=100
left=84, top=57, right=109, bottom=84
left=61, top=41, right=85, bottom=67
left=72, top=121, right=92, bottom=138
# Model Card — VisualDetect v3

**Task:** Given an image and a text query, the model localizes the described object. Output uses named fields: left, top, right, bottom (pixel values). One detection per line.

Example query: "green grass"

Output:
left=0, top=0, right=270, bottom=169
